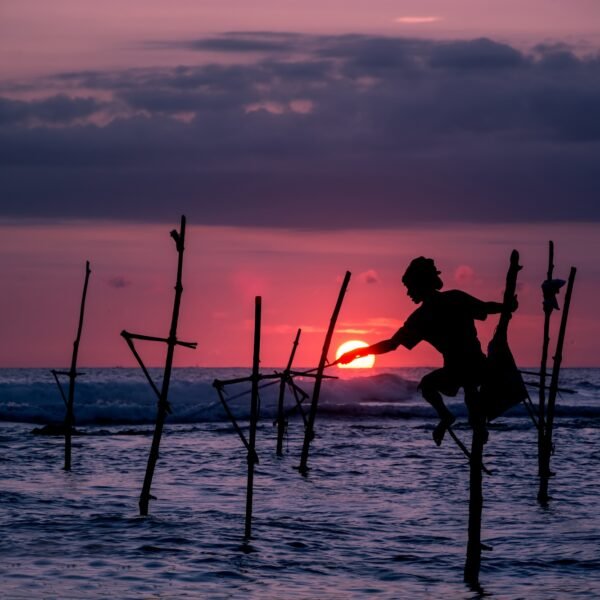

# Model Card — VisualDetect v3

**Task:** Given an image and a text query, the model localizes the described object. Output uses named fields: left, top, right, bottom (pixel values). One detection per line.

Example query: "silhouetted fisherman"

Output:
left=339, top=257, right=517, bottom=444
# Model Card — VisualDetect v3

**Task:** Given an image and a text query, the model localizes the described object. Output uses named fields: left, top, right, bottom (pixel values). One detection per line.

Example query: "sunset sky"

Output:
left=1, top=1, right=599, bottom=367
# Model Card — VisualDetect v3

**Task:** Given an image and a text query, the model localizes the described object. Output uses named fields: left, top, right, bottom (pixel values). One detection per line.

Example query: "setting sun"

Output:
left=335, top=340, right=376, bottom=369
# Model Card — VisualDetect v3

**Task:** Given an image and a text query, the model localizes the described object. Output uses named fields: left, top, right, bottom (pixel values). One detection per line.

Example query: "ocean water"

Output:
left=0, top=367, right=599, bottom=599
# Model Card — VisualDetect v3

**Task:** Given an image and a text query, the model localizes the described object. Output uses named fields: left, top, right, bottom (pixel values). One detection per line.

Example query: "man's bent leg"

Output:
left=419, top=371, right=456, bottom=446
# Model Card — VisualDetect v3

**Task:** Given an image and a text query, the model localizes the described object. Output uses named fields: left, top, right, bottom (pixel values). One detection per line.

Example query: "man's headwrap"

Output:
left=402, top=257, right=443, bottom=291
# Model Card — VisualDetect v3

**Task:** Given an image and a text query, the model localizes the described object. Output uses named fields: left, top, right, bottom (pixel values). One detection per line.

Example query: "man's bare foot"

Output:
left=433, top=414, right=456, bottom=446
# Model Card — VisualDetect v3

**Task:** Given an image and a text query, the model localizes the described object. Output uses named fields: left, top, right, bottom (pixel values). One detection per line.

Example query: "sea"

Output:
left=0, top=367, right=598, bottom=599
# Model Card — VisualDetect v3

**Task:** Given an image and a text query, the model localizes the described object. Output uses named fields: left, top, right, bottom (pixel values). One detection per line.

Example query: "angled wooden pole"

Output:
left=299, top=271, right=351, bottom=475
left=288, top=379, right=310, bottom=427
left=215, top=385, right=257, bottom=459
left=538, top=266, right=576, bottom=504
left=138, top=215, right=191, bottom=516
left=276, top=328, right=301, bottom=456
left=63, top=260, right=91, bottom=471
left=245, top=296, right=262, bottom=539
left=538, top=241, right=554, bottom=478
left=447, top=427, right=492, bottom=476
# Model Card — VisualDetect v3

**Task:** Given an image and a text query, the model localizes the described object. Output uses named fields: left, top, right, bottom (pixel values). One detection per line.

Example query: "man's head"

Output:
left=402, top=257, right=443, bottom=303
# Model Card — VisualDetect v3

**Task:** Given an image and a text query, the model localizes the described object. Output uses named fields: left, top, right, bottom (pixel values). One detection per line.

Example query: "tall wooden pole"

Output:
left=538, top=241, right=554, bottom=479
left=276, top=328, right=301, bottom=456
left=538, top=266, right=576, bottom=504
left=64, top=260, right=91, bottom=471
left=139, top=216, right=188, bottom=516
left=464, top=426, right=484, bottom=585
left=245, top=296, right=261, bottom=539
left=465, top=250, right=521, bottom=584
left=299, top=271, right=351, bottom=475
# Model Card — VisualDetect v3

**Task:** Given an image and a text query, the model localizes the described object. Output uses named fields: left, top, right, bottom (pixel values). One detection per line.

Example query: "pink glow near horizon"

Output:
left=0, top=221, right=597, bottom=368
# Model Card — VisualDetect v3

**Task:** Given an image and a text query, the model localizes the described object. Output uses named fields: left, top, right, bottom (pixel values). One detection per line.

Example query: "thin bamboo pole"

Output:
left=245, top=296, right=261, bottom=539
left=538, top=241, right=554, bottom=478
left=276, top=328, right=301, bottom=456
left=64, top=260, right=91, bottom=471
left=538, top=266, right=576, bottom=504
left=138, top=216, right=190, bottom=516
left=299, top=271, right=351, bottom=475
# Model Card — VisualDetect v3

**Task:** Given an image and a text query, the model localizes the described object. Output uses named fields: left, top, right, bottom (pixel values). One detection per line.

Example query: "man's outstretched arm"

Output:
left=337, top=330, right=406, bottom=364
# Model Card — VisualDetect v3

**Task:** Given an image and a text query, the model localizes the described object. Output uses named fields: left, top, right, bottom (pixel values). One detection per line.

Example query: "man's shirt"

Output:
left=392, top=290, right=488, bottom=372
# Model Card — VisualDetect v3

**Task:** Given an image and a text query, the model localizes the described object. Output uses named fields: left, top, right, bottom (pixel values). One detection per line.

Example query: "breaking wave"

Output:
left=0, top=367, right=598, bottom=426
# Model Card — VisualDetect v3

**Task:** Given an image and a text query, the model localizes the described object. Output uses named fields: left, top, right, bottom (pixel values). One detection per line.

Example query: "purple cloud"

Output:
left=1, top=33, right=599, bottom=227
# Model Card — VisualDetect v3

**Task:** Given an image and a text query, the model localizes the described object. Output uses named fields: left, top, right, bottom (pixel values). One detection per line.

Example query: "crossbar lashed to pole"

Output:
left=121, top=215, right=197, bottom=516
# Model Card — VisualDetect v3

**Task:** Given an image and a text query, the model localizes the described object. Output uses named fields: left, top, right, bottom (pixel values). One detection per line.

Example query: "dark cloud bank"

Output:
left=1, top=33, right=599, bottom=228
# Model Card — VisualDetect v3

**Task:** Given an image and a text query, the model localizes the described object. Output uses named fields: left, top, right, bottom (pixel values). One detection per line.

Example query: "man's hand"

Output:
left=338, top=349, right=364, bottom=364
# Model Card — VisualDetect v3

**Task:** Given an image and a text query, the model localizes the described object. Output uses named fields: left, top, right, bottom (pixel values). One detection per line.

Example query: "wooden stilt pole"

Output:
left=464, top=419, right=485, bottom=585
left=276, top=328, right=301, bottom=456
left=538, top=266, right=576, bottom=504
left=63, top=260, right=91, bottom=471
left=137, top=216, right=195, bottom=516
left=465, top=250, right=521, bottom=584
left=538, top=241, right=554, bottom=480
left=299, top=271, right=351, bottom=475
left=245, top=296, right=261, bottom=539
